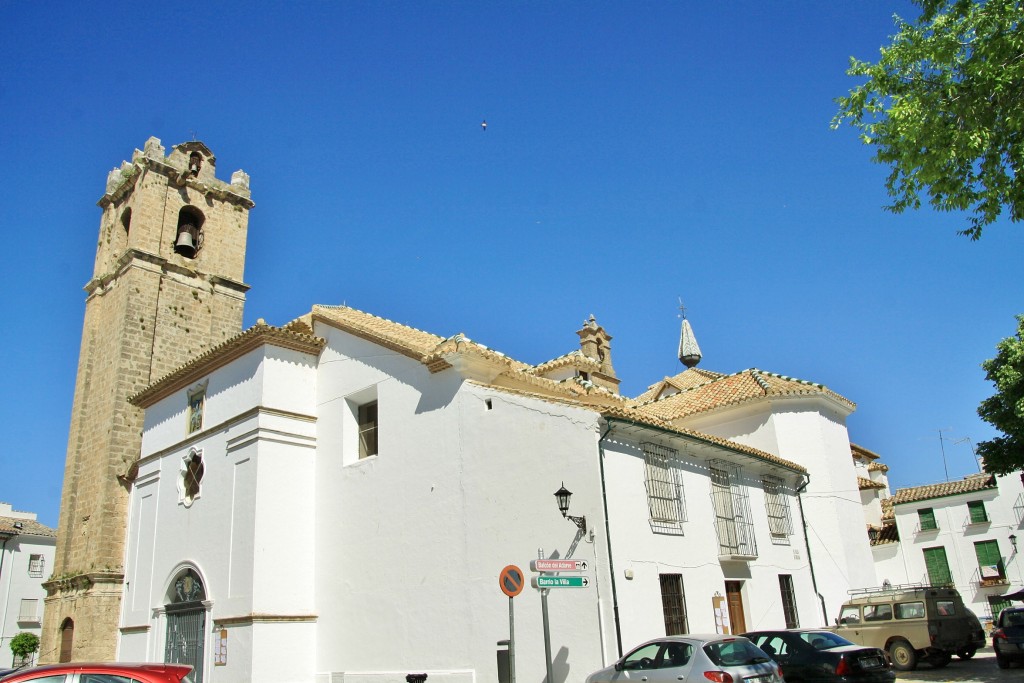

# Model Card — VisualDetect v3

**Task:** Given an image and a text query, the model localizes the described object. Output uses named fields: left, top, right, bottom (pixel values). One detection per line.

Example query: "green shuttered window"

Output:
left=923, top=546, right=952, bottom=586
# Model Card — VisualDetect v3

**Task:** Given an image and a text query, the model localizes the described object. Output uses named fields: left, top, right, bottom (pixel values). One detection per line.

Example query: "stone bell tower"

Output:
left=41, top=137, right=253, bottom=662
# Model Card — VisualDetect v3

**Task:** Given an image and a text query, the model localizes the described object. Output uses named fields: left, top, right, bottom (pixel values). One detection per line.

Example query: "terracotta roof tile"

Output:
left=0, top=516, right=56, bottom=537
left=868, top=461, right=889, bottom=472
left=131, top=321, right=326, bottom=407
left=532, top=350, right=602, bottom=375
left=871, top=523, right=900, bottom=545
left=889, top=473, right=997, bottom=505
left=881, top=498, right=894, bottom=520
left=633, top=368, right=855, bottom=421
left=851, top=443, right=882, bottom=460
left=632, top=368, right=725, bottom=404
left=470, top=383, right=805, bottom=473
left=859, top=476, right=885, bottom=490
left=312, top=305, right=446, bottom=357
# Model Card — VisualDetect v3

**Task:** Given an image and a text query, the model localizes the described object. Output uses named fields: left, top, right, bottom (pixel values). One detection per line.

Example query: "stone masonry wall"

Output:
left=42, top=139, right=251, bottom=663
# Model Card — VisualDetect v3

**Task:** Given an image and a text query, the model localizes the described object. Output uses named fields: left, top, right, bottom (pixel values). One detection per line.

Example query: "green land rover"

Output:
left=832, top=584, right=978, bottom=671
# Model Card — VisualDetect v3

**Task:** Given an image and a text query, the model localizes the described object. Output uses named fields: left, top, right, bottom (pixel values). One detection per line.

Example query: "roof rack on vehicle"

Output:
left=846, top=582, right=952, bottom=598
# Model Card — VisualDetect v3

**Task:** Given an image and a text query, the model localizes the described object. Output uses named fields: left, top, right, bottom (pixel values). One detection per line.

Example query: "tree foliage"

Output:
left=9, top=632, right=39, bottom=660
left=833, top=0, right=1024, bottom=239
left=977, top=314, right=1024, bottom=474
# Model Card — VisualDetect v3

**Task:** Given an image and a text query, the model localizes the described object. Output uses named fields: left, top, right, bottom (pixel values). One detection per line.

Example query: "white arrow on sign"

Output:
left=530, top=559, right=589, bottom=572
left=532, top=575, right=590, bottom=589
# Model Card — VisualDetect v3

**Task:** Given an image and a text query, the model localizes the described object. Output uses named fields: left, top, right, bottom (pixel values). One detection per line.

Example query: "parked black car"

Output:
left=743, top=629, right=895, bottom=683
left=992, top=606, right=1024, bottom=669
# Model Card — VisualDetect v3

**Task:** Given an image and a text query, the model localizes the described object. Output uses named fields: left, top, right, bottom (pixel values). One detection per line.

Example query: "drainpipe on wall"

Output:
left=795, top=475, right=829, bottom=626
left=597, top=423, right=623, bottom=658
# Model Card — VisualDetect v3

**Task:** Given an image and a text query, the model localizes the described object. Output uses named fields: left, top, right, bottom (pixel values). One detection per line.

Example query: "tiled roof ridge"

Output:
left=424, top=334, right=533, bottom=374
left=867, top=461, right=889, bottom=472
left=532, top=350, right=602, bottom=375
left=750, top=369, right=773, bottom=393
left=503, top=365, right=629, bottom=404
left=889, top=473, right=998, bottom=505
left=632, top=370, right=733, bottom=408
left=631, top=367, right=854, bottom=415
left=313, top=304, right=446, bottom=349
left=130, top=321, right=326, bottom=406
left=858, top=476, right=885, bottom=490
left=851, top=443, right=883, bottom=460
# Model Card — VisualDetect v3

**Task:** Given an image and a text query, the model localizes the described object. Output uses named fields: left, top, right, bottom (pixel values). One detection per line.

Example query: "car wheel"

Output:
left=957, top=647, right=976, bottom=660
left=995, top=653, right=1009, bottom=669
left=888, top=640, right=917, bottom=671
left=929, top=651, right=952, bottom=668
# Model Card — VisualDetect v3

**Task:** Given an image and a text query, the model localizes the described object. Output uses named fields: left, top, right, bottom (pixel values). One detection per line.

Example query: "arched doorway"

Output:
left=165, top=569, right=206, bottom=683
left=58, top=618, right=74, bottom=662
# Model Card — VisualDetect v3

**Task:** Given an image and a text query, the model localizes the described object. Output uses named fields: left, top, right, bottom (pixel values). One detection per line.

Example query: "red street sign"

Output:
left=500, top=565, right=525, bottom=597
left=530, top=559, right=589, bottom=572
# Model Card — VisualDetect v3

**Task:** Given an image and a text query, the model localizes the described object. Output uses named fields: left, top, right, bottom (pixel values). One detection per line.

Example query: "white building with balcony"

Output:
left=0, top=503, right=56, bottom=667
left=116, top=307, right=877, bottom=683
left=870, top=472, right=1024, bottom=628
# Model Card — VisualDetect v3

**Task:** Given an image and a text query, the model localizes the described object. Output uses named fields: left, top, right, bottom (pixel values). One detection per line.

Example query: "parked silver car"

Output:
left=585, top=634, right=783, bottom=683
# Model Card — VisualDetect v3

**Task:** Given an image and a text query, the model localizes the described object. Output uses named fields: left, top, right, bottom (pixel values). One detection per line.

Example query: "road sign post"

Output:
left=498, top=565, right=523, bottom=683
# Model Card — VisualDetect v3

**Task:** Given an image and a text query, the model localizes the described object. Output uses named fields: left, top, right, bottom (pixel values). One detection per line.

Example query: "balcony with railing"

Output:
left=973, top=564, right=1009, bottom=588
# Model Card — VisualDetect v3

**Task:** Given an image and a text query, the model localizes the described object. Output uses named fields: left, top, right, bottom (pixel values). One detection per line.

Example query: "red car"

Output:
left=0, top=663, right=193, bottom=683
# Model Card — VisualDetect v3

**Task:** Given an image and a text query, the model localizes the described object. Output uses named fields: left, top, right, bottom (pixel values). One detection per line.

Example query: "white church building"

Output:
left=115, top=305, right=882, bottom=683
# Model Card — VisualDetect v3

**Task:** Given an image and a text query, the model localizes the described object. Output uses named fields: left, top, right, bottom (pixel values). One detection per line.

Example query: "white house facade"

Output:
left=117, top=308, right=872, bottom=683
left=870, top=472, right=1024, bottom=628
left=0, top=503, right=56, bottom=666
left=632, top=368, right=879, bottom=621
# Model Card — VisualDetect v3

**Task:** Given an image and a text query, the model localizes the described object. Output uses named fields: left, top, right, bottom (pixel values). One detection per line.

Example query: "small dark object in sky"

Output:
left=481, top=119, right=487, bottom=131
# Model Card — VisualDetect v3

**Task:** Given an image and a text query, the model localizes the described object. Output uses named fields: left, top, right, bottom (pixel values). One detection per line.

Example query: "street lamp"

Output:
left=1011, top=534, right=1018, bottom=553
left=554, top=483, right=586, bottom=534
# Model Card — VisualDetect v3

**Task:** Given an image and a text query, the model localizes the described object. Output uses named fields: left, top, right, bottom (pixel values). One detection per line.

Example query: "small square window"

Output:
left=29, top=553, right=44, bottom=578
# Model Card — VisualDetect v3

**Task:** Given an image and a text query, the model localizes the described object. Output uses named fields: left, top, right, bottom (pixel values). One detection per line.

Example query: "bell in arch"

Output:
left=175, top=225, right=197, bottom=257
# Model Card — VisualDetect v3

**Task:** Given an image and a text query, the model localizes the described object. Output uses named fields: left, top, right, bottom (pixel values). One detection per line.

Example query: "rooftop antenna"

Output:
left=937, top=428, right=952, bottom=482
left=952, top=436, right=983, bottom=473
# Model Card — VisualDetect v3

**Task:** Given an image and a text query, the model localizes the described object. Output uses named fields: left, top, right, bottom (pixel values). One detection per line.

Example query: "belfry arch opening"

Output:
left=174, top=206, right=205, bottom=259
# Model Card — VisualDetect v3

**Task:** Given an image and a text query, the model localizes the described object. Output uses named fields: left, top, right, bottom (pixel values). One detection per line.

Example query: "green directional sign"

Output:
left=532, top=575, right=590, bottom=589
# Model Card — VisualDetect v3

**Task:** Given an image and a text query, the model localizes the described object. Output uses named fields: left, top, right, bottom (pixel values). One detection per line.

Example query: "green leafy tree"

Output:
left=9, top=632, right=39, bottom=665
left=833, top=0, right=1024, bottom=239
left=977, top=314, right=1024, bottom=474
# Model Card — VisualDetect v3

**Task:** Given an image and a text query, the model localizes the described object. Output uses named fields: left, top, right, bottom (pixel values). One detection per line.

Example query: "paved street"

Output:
left=895, top=650, right=1019, bottom=682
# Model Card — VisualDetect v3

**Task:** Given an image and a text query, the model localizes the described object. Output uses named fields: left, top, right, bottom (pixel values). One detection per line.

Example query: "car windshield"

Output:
left=703, top=639, right=770, bottom=666
left=800, top=631, right=853, bottom=650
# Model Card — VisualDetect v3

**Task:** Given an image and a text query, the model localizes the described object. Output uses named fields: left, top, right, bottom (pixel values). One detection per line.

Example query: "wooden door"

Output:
left=725, top=581, right=746, bottom=634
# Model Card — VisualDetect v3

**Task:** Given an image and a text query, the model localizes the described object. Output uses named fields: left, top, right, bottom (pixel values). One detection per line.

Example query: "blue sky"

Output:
left=2, top=1, right=1021, bottom=528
